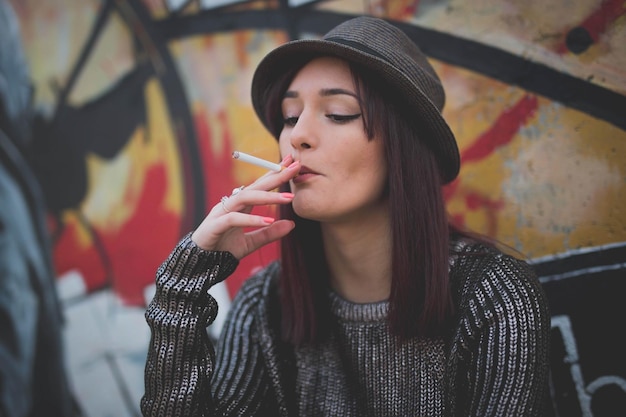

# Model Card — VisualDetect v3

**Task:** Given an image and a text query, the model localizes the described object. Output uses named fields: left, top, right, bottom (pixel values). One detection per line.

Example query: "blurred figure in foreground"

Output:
left=0, top=0, right=77, bottom=416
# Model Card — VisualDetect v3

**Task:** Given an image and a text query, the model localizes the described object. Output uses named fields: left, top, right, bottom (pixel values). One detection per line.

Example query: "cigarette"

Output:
left=232, top=151, right=283, bottom=172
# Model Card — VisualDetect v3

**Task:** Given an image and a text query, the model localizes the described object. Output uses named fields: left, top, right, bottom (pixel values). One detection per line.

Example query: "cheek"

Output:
left=278, top=139, right=291, bottom=159
left=344, top=142, right=385, bottom=176
left=358, top=146, right=387, bottom=189
left=278, top=132, right=290, bottom=155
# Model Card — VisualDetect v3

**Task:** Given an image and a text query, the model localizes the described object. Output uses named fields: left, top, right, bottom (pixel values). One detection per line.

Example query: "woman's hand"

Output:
left=191, top=155, right=299, bottom=260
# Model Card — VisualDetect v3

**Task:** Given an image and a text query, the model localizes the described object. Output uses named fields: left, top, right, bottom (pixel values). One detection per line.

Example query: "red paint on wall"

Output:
left=461, top=95, right=538, bottom=163
left=556, top=0, right=626, bottom=54
left=104, top=164, right=181, bottom=306
left=194, top=110, right=279, bottom=298
left=53, top=163, right=180, bottom=307
left=52, top=218, right=107, bottom=294
left=445, top=95, right=538, bottom=234
left=581, top=0, right=625, bottom=41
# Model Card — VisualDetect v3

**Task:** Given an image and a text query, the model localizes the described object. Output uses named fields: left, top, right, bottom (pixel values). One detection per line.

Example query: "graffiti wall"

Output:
left=1, top=0, right=624, bottom=416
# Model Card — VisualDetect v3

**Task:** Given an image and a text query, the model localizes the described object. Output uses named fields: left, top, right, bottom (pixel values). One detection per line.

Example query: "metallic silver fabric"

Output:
left=141, top=233, right=550, bottom=417
left=294, top=293, right=445, bottom=416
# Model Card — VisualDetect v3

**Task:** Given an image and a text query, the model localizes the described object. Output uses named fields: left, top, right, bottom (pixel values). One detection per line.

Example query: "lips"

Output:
left=293, top=165, right=319, bottom=184
left=298, top=165, right=318, bottom=175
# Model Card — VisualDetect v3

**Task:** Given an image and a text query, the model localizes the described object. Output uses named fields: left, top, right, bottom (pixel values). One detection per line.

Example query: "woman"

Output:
left=141, top=16, right=551, bottom=417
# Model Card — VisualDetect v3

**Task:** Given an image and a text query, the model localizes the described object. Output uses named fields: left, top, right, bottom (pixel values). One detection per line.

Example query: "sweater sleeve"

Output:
left=210, top=269, right=284, bottom=416
left=140, top=232, right=239, bottom=417
left=451, top=251, right=551, bottom=417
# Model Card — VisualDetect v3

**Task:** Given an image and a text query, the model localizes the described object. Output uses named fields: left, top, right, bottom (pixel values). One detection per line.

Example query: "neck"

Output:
left=321, top=208, right=392, bottom=303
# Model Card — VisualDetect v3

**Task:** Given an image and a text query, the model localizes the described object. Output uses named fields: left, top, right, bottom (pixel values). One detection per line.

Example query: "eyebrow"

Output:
left=283, top=88, right=358, bottom=99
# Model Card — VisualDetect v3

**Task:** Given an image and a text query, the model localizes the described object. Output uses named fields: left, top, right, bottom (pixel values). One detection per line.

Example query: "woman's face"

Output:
left=278, top=56, right=388, bottom=223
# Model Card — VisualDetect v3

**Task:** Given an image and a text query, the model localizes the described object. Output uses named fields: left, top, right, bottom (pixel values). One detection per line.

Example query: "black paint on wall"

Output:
left=532, top=243, right=626, bottom=417
left=154, top=9, right=626, bottom=132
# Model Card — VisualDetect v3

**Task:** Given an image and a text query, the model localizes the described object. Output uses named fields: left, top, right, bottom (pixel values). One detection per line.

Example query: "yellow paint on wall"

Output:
left=438, top=60, right=626, bottom=257
left=229, top=105, right=280, bottom=186
left=14, top=0, right=136, bottom=109
left=499, top=103, right=626, bottom=257
left=80, top=79, right=182, bottom=229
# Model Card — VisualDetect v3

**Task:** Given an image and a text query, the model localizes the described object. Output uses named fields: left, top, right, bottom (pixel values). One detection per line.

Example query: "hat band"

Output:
left=324, top=36, right=387, bottom=62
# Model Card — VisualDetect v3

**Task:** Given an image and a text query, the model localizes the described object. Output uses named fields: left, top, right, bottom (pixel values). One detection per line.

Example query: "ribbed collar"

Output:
left=328, top=291, right=389, bottom=323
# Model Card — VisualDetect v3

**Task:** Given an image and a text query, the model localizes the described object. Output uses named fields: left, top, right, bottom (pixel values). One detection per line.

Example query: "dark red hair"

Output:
left=270, top=59, right=456, bottom=345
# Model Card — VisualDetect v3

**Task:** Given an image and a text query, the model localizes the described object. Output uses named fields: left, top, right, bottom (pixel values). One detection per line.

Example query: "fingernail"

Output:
left=280, top=154, right=290, bottom=164
left=281, top=192, right=295, bottom=198
left=263, top=217, right=275, bottom=224
left=287, top=161, right=299, bottom=169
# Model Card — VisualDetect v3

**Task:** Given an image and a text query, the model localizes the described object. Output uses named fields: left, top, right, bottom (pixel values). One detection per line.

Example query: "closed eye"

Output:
left=283, top=116, right=299, bottom=126
left=283, top=113, right=361, bottom=126
left=327, top=113, right=361, bottom=123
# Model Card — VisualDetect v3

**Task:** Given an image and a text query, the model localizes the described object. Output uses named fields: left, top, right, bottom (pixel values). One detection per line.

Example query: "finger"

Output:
left=218, top=211, right=278, bottom=228
left=222, top=189, right=294, bottom=214
left=211, top=216, right=293, bottom=257
left=243, top=219, right=295, bottom=251
left=215, top=219, right=295, bottom=259
left=192, top=212, right=277, bottom=250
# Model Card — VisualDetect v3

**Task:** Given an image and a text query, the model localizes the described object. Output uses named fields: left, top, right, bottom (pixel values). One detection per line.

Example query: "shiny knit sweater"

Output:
left=141, top=233, right=550, bottom=417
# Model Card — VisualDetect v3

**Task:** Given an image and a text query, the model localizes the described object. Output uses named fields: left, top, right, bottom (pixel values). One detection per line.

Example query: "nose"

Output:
left=289, top=112, right=316, bottom=151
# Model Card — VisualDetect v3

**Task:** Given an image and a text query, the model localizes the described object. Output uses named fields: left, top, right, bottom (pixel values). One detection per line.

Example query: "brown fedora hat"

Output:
left=251, top=15, right=460, bottom=183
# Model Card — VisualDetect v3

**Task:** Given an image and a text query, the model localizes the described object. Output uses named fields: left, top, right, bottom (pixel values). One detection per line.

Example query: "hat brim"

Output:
left=251, top=38, right=460, bottom=183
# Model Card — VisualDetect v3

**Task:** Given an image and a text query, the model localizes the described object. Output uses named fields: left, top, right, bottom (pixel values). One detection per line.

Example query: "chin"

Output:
left=292, top=200, right=324, bottom=222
